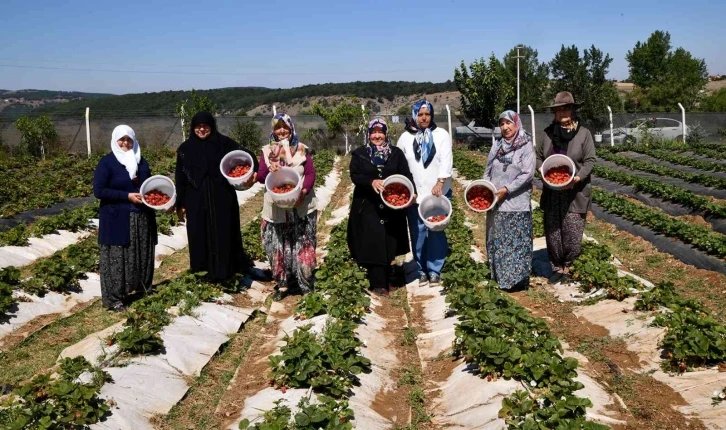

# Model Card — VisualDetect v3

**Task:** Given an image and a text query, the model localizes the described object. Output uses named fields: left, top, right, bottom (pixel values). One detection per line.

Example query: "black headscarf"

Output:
left=177, top=111, right=236, bottom=187
left=545, top=112, right=581, bottom=152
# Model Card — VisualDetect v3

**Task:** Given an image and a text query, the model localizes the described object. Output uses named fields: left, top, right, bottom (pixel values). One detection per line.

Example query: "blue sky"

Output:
left=1, top=0, right=723, bottom=94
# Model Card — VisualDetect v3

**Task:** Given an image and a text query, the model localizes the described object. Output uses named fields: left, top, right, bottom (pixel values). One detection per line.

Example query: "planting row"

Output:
left=453, top=149, right=486, bottom=181
left=238, top=220, right=372, bottom=429
left=593, top=165, right=726, bottom=219
left=0, top=148, right=177, bottom=218
left=438, top=208, right=609, bottom=429
left=592, top=188, right=726, bottom=258
left=598, top=151, right=726, bottom=190
left=608, top=145, right=726, bottom=174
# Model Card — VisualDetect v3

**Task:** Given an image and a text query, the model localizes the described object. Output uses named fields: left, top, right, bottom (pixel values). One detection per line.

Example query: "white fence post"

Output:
left=272, top=105, right=277, bottom=116
left=678, top=103, right=687, bottom=143
left=85, top=107, right=91, bottom=158
left=607, top=105, right=614, bottom=147
left=445, top=104, right=452, bottom=138
left=527, top=105, right=535, bottom=148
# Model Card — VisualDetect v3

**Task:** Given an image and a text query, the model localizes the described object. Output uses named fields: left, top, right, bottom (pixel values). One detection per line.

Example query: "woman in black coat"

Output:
left=175, top=112, right=258, bottom=282
left=347, top=118, right=416, bottom=296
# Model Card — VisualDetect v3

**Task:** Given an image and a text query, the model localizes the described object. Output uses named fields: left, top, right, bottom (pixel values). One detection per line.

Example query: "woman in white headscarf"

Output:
left=93, top=125, right=157, bottom=312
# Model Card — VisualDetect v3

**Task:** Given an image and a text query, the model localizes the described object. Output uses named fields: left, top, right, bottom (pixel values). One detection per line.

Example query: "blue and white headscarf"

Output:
left=410, top=100, right=438, bottom=168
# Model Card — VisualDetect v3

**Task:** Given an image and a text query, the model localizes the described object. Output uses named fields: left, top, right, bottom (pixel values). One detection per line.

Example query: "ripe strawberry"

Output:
left=382, top=183, right=411, bottom=207
left=272, top=184, right=295, bottom=194
left=544, top=166, right=572, bottom=185
left=227, top=164, right=251, bottom=178
left=427, top=215, right=447, bottom=222
left=466, top=186, right=494, bottom=211
left=280, top=386, right=287, bottom=393
left=144, top=189, right=171, bottom=206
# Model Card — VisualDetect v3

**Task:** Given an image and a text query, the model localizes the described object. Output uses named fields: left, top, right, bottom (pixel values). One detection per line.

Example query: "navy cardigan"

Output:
left=93, top=153, right=158, bottom=246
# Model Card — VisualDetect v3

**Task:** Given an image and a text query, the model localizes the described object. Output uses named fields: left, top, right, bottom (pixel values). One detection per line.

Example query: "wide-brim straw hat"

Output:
left=545, top=91, right=583, bottom=109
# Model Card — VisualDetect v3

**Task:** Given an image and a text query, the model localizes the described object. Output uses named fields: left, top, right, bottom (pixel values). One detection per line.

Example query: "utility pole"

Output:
left=515, top=45, right=525, bottom=115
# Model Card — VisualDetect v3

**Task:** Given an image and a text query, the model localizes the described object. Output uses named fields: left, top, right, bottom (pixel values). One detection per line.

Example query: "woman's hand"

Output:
left=561, top=176, right=581, bottom=190
left=431, top=182, right=443, bottom=197
left=495, top=187, right=508, bottom=201
left=269, top=162, right=280, bottom=173
left=176, top=206, right=186, bottom=222
left=294, top=189, right=308, bottom=208
left=243, top=172, right=257, bottom=188
left=371, top=179, right=385, bottom=194
left=128, top=193, right=143, bottom=204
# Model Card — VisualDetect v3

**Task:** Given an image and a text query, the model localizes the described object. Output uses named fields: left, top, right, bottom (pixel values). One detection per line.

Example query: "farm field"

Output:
left=0, top=144, right=725, bottom=430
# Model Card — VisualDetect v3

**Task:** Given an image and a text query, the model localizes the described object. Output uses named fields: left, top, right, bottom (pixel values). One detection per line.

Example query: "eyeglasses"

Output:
left=194, top=124, right=211, bottom=130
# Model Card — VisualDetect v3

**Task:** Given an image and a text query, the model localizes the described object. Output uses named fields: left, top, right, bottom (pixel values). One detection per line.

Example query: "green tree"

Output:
left=14, top=115, right=59, bottom=159
left=454, top=54, right=512, bottom=127
left=502, top=45, right=550, bottom=110
left=626, top=31, right=708, bottom=111
left=549, top=45, right=620, bottom=133
left=311, top=98, right=367, bottom=153
left=230, top=119, right=265, bottom=156
left=175, top=89, right=218, bottom=140
left=701, top=88, right=726, bottom=112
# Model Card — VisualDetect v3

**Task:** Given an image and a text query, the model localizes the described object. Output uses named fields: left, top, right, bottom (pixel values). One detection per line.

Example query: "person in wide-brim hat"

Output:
left=545, top=91, right=584, bottom=109
left=535, top=90, right=596, bottom=283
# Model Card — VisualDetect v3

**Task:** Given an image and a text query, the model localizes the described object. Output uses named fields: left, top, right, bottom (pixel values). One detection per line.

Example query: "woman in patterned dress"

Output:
left=257, top=114, right=318, bottom=298
left=484, top=111, right=535, bottom=291
left=93, top=125, right=157, bottom=311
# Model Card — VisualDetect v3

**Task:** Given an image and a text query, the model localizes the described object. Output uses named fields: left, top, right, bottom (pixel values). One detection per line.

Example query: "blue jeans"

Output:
left=407, top=190, right=451, bottom=276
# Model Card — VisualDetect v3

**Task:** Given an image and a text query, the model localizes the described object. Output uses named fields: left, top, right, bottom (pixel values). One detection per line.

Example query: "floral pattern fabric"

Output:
left=543, top=192, right=586, bottom=271
left=486, top=211, right=532, bottom=290
left=261, top=210, right=318, bottom=293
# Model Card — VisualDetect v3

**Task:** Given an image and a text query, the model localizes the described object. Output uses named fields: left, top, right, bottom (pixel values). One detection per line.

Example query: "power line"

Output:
left=0, top=63, right=422, bottom=77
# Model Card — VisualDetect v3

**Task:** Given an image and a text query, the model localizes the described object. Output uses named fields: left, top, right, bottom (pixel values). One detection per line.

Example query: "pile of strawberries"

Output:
left=382, top=183, right=411, bottom=207
left=426, top=215, right=447, bottom=223
left=144, top=189, right=171, bottom=206
left=227, top=164, right=251, bottom=178
left=272, top=184, right=295, bottom=194
left=466, top=186, right=494, bottom=211
left=544, top=165, right=572, bottom=185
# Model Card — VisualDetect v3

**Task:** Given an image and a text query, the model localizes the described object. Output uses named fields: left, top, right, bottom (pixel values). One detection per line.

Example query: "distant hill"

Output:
left=0, top=89, right=115, bottom=119
left=30, top=81, right=458, bottom=118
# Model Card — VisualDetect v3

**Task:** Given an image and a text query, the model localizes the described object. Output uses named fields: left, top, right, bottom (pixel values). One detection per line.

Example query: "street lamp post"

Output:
left=515, top=45, right=525, bottom=115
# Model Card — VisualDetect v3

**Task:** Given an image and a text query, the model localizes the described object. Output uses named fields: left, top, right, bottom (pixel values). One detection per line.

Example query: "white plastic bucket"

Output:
left=541, top=154, right=576, bottom=190
left=220, top=150, right=255, bottom=188
left=594, top=134, right=603, bottom=143
left=265, top=167, right=302, bottom=209
left=464, top=179, right=498, bottom=213
left=418, top=195, right=452, bottom=231
left=381, top=174, right=415, bottom=210
left=140, top=175, right=177, bottom=211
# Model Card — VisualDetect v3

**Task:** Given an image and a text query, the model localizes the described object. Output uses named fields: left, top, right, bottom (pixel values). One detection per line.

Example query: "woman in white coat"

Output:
left=397, top=100, right=453, bottom=286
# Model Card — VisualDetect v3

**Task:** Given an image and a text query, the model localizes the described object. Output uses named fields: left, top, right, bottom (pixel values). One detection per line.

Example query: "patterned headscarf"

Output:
left=487, top=110, right=532, bottom=172
left=366, top=117, right=391, bottom=167
left=409, top=100, right=438, bottom=168
left=268, top=113, right=299, bottom=165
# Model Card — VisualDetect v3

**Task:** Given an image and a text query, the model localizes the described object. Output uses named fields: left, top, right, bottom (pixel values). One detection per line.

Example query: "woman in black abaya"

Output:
left=175, top=112, right=258, bottom=282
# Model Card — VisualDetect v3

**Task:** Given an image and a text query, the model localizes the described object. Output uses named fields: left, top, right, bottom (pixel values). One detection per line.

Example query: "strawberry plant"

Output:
left=441, top=200, right=606, bottom=428
left=532, top=207, right=544, bottom=238
left=570, top=241, right=638, bottom=300
left=295, top=292, right=326, bottom=319
left=238, top=395, right=353, bottom=430
left=242, top=217, right=266, bottom=264
left=156, top=211, right=179, bottom=235
left=593, top=188, right=726, bottom=258
left=0, top=356, right=111, bottom=429
left=111, top=272, right=221, bottom=356
left=312, top=149, right=336, bottom=186
left=269, top=321, right=371, bottom=398
left=594, top=165, right=726, bottom=219
left=0, top=267, right=20, bottom=315
left=453, top=149, right=485, bottom=179
left=0, top=224, right=30, bottom=247
left=598, top=151, right=726, bottom=190
left=30, top=254, right=81, bottom=294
